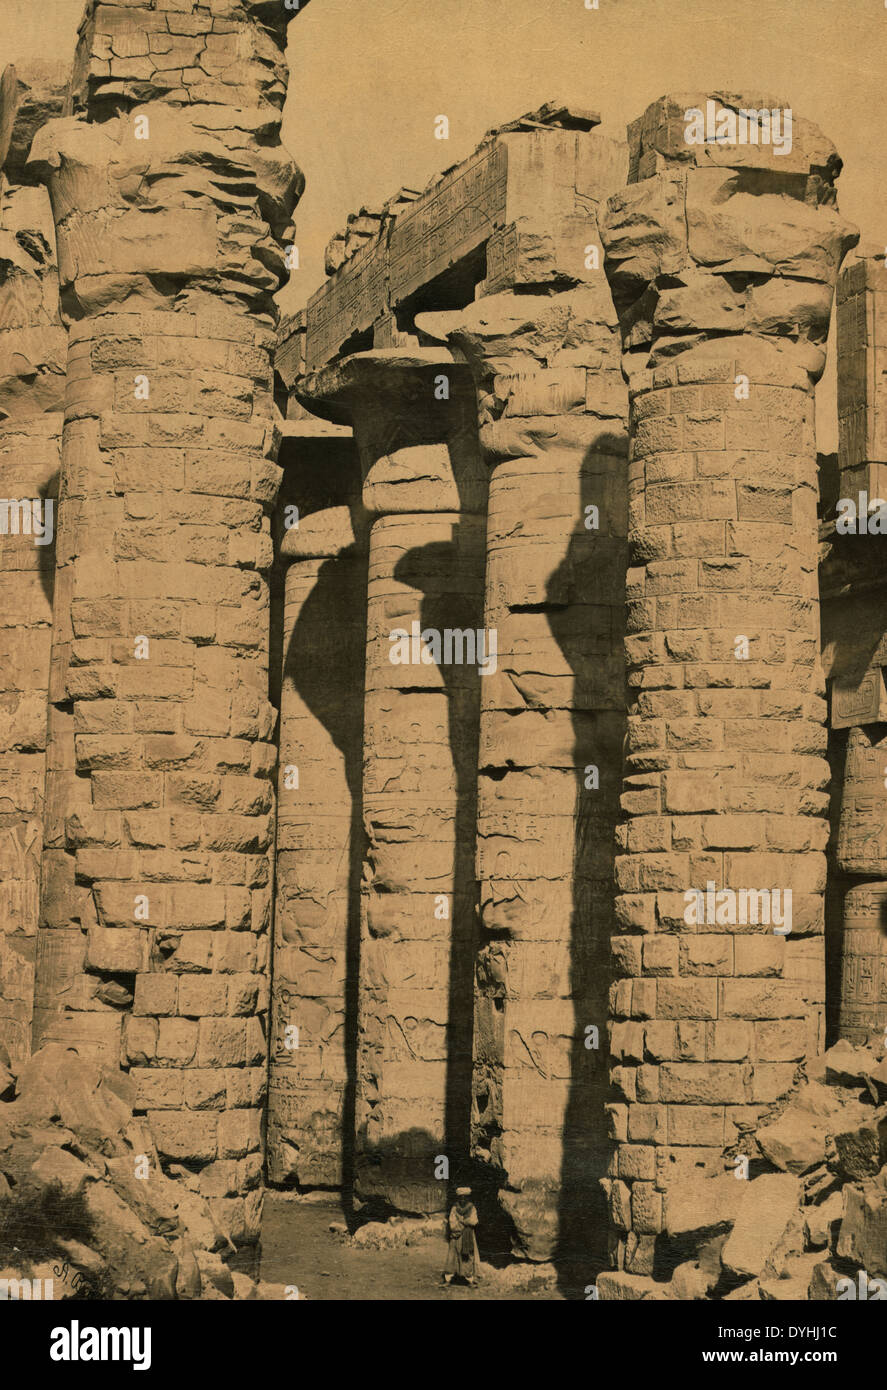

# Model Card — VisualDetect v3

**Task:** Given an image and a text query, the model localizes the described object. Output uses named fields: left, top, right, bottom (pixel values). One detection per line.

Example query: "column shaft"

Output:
left=268, top=494, right=367, bottom=1186
left=0, top=65, right=66, bottom=1063
left=601, top=91, right=857, bottom=1275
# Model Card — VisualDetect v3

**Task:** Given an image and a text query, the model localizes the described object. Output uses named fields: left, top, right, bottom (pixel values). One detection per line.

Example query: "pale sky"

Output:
left=4, top=0, right=886, bottom=449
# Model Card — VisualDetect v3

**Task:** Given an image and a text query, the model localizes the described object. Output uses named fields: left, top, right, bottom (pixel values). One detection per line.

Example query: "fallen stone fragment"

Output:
left=760, top=1251, right=822, bottom=1300
left=667, top=1260, right=709, bottom=1299
left=761, top=1208, right=805, bottom=1279
left=804, top=1190, right=843, bottom=1249
left=808, top=1040, right=878, bottom=1088
left=721, top=1174, right=801, bottom=1278
left=866, top=1058, right=887, bottom=1103
left=173, top=1241, right=201, bottom=1299
left=832, top=1109, right=887, bottom=1180
left=231, top=1271, right=258, bottom=1300
left=596, top=1271, right=660, bottom=1300
left=756, top=1107, right=830, bottom=1174
left=723, top=1280, right=761, bottom=1300
left=195, top=1249, right=234, bottom=1299
left=808, top=1260, right=845, bottom=1299
left=665, top=1173, right=745, bottom=1238
left=30, top=1147, right=93, bottom=1195
left=835, top=1176, right=887, bottom=1276
left=480, top=1261, right=558, bottom=1292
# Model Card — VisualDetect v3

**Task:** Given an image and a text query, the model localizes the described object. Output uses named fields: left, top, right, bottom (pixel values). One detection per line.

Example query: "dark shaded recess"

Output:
left=396, top=245, right=487, bottom=332
left=817, top=452, right=839, bottom=520
left=824, top=724, right=849, bottom=1045
left=37, top=468, right=58, bottom=612
left=270, top=433, right=365, bottom=1204
left=548, top=430, right=628, bottom=1296
left=270, top=436, right=357, bottom=711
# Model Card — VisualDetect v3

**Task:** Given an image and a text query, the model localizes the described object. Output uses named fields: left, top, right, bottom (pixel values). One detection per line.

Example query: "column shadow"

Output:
left=548, top=430, right=628, bottom=1297
left=277, top=500, right=368, bottom=1206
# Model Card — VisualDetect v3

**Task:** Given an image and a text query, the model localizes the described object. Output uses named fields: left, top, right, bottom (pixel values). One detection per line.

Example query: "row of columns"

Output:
left=271, top=93, right=861, bottom=1271
left=0, top=70, right=869, bottom=1272
left=274, top=234, right=629, bottom=1256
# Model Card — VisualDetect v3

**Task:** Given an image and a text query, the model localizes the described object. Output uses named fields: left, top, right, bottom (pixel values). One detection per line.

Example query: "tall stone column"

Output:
left=428, top=269, right=629, bottom=1261
left=301, top=350, right=487, bottom=1213
left=600, top=93, right=857, bottom=1275
left=0, top=65, right=67, bottom=1064
left=267, top=424, right=367, bottom=1188
left=28, top=1, right=301, bottom=1240
left=825, top=252, right=887, bottom=1044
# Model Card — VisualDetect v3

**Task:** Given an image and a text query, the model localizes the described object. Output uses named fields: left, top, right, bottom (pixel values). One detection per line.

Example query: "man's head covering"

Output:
left=455, top=1186, right=471, bottom=1196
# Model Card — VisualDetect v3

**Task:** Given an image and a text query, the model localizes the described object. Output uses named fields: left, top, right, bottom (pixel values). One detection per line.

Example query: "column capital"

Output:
left=27, top=104, right=302, bottom=319
left=297, top=349, right=484, bottom=517
left=602, top=92, right=859, bottom=385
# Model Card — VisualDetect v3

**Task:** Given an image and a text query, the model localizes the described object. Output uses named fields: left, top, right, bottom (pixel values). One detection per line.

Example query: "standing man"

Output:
left=442, top=1187, right=479, bottom=1287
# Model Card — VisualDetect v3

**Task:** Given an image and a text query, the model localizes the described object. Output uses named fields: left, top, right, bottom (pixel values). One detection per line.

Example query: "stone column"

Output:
left=267, top=424, right=367, bottom=1188
left=825, top=252, right=887, bottom=1044
left=28, top=1, right=301, bottom=1241
left=0, top=65, right=67, bottom=1065
left=428, top=274, right=628, bottom=1262
left=302, top=350, right=487, bottom=1213
left=600, top=93, right=857, bottom=1275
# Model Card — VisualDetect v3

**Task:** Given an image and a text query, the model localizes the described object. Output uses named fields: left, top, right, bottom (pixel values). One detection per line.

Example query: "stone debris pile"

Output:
left=0, top=1044, right=288, bottom=1299
left=599, top=1034, right=887, bottom=1299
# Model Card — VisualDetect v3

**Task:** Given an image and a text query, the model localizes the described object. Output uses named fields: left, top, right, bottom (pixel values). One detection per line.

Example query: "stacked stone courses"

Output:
left=600, top=92, right=858, bottom=1271
left=2, top=42, right=886, bottom=1283
left=20, top=0, right=302, bottom=1241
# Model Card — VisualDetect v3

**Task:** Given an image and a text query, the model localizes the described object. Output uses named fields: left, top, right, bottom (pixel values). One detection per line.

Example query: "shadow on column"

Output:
left=391, top=518, right=486, bottom=1198
left=279, top=509, right=368, bottom=1205
left=548, top=431, right=628, bottom=1297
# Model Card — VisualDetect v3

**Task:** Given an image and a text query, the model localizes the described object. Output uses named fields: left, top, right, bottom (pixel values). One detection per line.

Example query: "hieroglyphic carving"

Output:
left=839, top=883, right=887, bottom=1043
left=306, top=240, right=387, bottom=371
left=832, top=667, right=887, bottom=729
left=837, top=725, right=887, bottom=873
left=388, top=142, right=508, bottom=301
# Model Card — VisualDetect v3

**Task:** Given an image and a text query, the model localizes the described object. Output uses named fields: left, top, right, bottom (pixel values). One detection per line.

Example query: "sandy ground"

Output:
left=258, top=1194, right=566, bottom=1302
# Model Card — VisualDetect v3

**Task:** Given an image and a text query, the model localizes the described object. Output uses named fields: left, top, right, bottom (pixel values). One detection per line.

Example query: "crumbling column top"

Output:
left=602, top=92, right=859, bottom=383
left=0, top=63, right=69, bottom=180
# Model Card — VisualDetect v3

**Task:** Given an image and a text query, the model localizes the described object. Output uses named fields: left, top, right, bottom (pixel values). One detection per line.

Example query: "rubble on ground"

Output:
left=599, top=1032, right=887, bottom=1300
left=0, top=1044, right=289, bottom=1300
